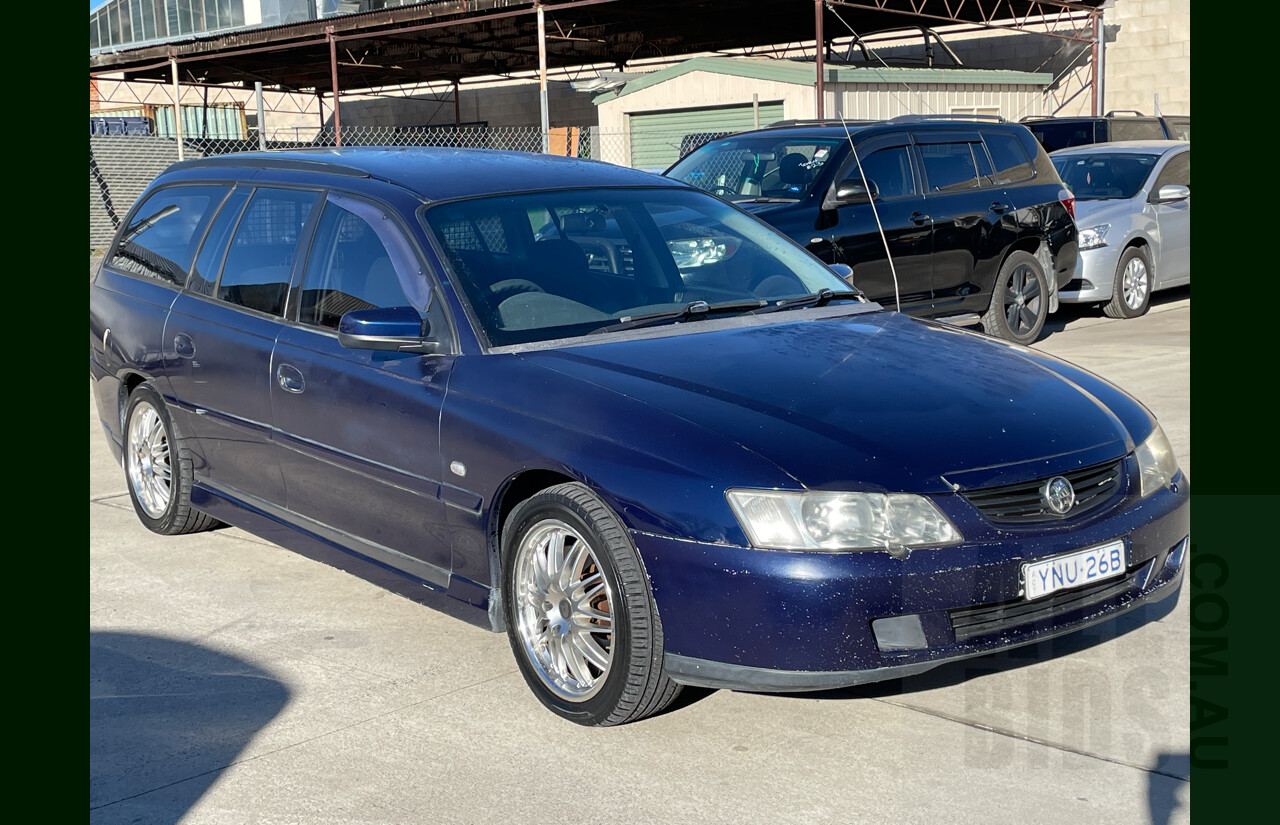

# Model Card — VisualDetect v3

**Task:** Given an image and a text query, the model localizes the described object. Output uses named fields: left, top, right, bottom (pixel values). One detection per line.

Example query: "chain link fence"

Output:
left=90, top=124, right=723, bottom=251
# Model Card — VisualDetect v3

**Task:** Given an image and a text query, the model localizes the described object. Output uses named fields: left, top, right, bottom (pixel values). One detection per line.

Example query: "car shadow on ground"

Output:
left=90, top=632, right=289, bottom=822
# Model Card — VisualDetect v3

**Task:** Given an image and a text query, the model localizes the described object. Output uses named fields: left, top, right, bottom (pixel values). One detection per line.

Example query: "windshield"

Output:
left=420, top=187, right=859, bottom=347
left=665, top=137, right=845, bottom=202
left=1052, top=152, right=1158, bottom=200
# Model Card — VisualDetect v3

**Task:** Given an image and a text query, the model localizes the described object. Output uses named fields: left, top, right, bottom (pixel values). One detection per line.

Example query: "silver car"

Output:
left=1051, top=140, right=1190, bottom=318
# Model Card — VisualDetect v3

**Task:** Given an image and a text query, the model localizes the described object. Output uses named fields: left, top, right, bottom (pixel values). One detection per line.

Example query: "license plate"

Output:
left=1022, top=540, right=1126, bottom=601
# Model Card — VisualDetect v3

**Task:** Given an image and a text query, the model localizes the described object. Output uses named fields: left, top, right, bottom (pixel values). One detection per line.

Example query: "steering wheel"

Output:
left=708, top=185, right=736, bottom=197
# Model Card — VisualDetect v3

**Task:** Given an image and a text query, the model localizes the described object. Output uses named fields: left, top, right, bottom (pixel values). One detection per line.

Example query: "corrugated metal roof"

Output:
left=590, top=56, right=1052, bottom=104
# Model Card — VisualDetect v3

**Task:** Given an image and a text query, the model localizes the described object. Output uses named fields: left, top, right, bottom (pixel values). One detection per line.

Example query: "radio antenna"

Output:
left=838, top=119, right=901, bottom=313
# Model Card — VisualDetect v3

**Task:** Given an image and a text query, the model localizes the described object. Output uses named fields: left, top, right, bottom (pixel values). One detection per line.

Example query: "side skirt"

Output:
left=189, top=483, right=499, bottom=632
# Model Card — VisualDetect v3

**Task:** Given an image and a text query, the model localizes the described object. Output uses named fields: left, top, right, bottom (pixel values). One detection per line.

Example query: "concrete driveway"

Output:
left=90, top=291, right=1191, bottom=825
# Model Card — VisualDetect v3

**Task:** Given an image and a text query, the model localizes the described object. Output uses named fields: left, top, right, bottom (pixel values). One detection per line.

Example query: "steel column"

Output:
left=328, top=28, right=342, bottom=147
left=537, top=2, right=550, bottom=153
left=170, top=55, right=184, bottom=160
left=814, top=0, right=825, bottom=119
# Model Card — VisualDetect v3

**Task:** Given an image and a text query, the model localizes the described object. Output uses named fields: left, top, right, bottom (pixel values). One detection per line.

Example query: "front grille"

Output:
left=963, top=460, right=1123, bottom=524
left=949, top=569, right=1137, bottom=642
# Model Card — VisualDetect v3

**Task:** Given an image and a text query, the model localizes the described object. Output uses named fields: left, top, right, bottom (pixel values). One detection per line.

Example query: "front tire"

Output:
left=502, top=482, right=680, bottom=726
left=123, top=383, right=220, bottom=535
left=1103, top=247, right=1152, bottom=319
left=982, top=251, right=1048, bottom=345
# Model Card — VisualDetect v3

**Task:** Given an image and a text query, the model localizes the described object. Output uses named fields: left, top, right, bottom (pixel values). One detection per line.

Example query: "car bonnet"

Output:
left=518, top=311, right=1151, bottom=494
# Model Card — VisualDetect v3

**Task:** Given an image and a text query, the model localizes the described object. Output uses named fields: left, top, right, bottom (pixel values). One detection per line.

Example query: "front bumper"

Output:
left=1059, top=245, right=1123, bottom=304
left=636, top=470, right=1189, bottom=692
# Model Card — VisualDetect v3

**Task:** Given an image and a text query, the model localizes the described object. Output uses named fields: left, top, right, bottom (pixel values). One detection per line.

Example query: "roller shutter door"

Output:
left=629, top=103, right=784, bottom=171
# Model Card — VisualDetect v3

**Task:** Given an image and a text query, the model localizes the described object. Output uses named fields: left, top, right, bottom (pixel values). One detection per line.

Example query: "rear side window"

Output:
left=110, top=185, right=226, bottom=286
left=1027, top=121, right=1099, bottom=153
left=217, top=188, right=319, bottom=317
left=1110, top=119, right=1166, bottom=141
left=983, top=132, right=1036, bottom=184
left=188, top=187, right=251, bottom=297
left=919, top=142, right=982, bottom=192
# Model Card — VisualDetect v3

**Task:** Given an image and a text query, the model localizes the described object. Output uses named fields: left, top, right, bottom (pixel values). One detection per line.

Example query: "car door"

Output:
left=915, top=132, right=1020, bottom=317
left=1148, top=150, right=1190, bottom=288
left=270, top=192, right=456, bottom=584
left=165, top=185, right=322, bottom=507
left=809, top=135, right=933, bottom=310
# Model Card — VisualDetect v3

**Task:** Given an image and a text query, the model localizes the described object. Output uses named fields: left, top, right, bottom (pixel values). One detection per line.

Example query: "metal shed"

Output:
left=592, top=57, right=1051, bottom=170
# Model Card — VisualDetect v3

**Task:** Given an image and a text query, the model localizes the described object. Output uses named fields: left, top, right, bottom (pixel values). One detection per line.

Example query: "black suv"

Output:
left=1021, top=111, right=1190, bottom=153
left=665, top=117, right=1078, bottom=344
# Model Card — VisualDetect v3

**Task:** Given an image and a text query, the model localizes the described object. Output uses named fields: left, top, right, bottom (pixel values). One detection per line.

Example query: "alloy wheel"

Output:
left=126, top=401, right=172, bottom=519
left=512, top=519, right=614, bottom=701
left=1003, top=264, right=1044, bottom=336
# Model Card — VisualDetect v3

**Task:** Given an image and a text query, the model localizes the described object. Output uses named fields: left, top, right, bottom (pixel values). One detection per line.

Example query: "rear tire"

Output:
left=1102, top=247, right=1152, bottom=319
left=123, top=383, right=220, bottom=535
left=982, top=251, right=1048, bottom=345
left=502, top=482, right=681, bottom=726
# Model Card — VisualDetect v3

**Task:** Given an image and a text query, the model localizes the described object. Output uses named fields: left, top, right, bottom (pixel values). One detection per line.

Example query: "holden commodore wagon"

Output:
left=90, top=148, right=1188, bottom=726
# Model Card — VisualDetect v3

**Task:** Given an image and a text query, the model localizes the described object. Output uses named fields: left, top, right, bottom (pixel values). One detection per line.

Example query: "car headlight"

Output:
left=1134, top=422, right=1180, bottom=497
left=667, top=237, right=739, bottom=268
left=1078, top=224, right=1110, bottom=251
left=726, top=489, right=961, bottom=551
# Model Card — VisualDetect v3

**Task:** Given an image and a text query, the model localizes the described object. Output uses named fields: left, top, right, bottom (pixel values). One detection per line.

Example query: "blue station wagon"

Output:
left=90, top=148, right=1189, bottom=726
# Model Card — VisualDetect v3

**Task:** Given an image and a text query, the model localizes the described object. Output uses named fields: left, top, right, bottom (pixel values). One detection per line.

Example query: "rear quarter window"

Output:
left=109, top=185, right=227, bottom=286
left=983, top=132, right=1036, bottom=184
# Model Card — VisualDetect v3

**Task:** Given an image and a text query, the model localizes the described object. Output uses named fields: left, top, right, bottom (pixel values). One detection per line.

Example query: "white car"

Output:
left=1051, top=140, right=1190, bottom=318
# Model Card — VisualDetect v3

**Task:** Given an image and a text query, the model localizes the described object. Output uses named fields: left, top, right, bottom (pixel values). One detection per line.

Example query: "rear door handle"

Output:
left=276, top=363, right=305, bottom=394
left=990, top=202, right=1011, bottom=214
left=910, top=212, right=931, bottom=225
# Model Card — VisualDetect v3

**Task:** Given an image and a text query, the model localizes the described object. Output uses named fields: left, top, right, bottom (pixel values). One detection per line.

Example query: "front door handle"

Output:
left=276, top=363, right=305, bottom=394
left=174, top=333, right=195, bottom=359
left=910, top=211, right=931, bottom=225
left=990, top=202, right=1011, bottom=214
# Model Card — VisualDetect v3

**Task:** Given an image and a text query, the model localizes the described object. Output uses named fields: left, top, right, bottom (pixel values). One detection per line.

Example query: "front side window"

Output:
left=110, top=185, right=226, bottom=286
left=1153, top=152, right=1190, bottom=191
left=422, top=188, right=857, bottom=347
left=666, top=138, right=845, bottom=202
left=217, top=188, right=319, bottom=317
left=298, top=197, right=415, bottom=329
left=848, top=145, right=917, bottom=199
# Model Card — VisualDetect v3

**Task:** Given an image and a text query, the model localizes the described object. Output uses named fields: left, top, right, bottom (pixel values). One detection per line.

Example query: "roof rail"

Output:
left=766, top=118, right=874, bottom=128
left=170, top=153, right=371, bottom=178
left=1104, top=109, right=1148, bottom=117
left=889, top=113, right=1007, bottom=123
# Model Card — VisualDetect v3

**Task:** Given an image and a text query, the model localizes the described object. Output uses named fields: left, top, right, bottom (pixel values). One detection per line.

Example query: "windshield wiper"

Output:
left=589, top=299, right=767, bottom=334
left=751, top=288, right=864, bottom=314
left=733, top=196, right=801, bottom=204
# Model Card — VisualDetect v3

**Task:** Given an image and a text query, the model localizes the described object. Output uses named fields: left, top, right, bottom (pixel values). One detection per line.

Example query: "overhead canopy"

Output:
left=89, top=0, right=1106, bottom=94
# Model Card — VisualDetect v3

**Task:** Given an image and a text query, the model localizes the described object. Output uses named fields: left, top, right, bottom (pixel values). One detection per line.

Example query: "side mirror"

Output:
left=823, top=177, right=878, bottom=210
left=1151, top=184, right=1190, bottom=204
left=338, top=306, right=441, bottom=354
left=828, top=263, right=855, bottom=286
